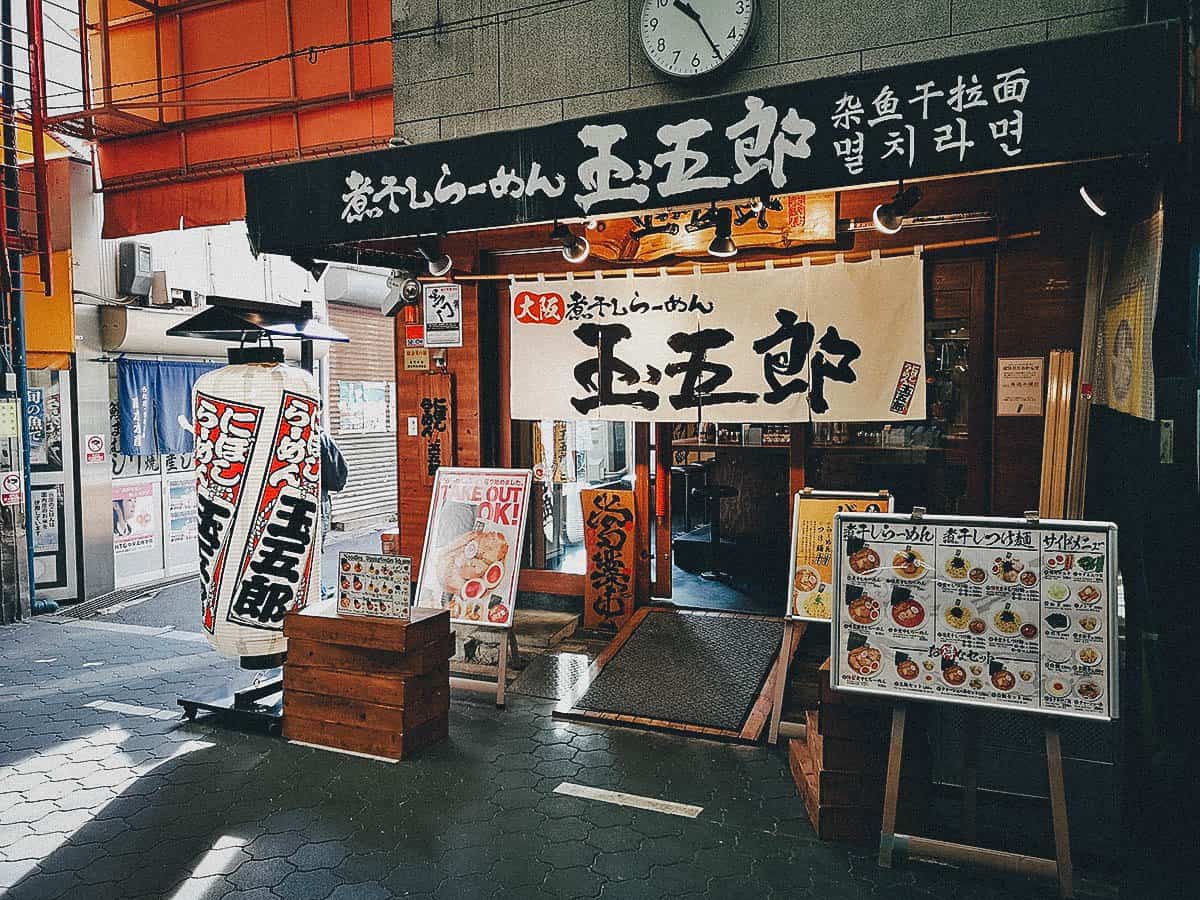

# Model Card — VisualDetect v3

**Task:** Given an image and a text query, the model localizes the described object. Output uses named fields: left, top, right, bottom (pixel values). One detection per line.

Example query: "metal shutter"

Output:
left=326, top=302, right=398, bottom=530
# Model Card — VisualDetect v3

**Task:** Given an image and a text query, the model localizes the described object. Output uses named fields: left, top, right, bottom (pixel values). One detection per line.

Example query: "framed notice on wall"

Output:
left=831, top=512, right=1118, bottom=722
left=787, top=489, right=892, bottom=622
left=415, top=468, right=532, bottom=628
left=996, top=357, right=1044, bottom=416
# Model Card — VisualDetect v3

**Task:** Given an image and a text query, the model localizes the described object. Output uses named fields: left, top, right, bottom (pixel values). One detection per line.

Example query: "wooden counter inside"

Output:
left=282, top=603, right=452, bottom=760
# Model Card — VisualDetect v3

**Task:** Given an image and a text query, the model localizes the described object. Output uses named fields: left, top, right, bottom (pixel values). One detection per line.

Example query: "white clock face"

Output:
left=640, top=0, right=757, bottom=79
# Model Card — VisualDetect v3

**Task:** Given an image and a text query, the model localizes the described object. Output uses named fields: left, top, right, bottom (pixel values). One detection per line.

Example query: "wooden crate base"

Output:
left=283, top=711, right=449, bottom=761
left=789, top=735, right=879, bottom=841
left=283, top=686, right=449, bottom=734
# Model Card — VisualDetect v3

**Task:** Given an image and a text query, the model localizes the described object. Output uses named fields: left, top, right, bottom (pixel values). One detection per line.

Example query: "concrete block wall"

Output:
left=392, top=1, right=1144, bottom=143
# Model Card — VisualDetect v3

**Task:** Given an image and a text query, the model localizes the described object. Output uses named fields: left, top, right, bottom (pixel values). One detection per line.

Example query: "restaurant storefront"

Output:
left=238, top=19, right=1195, bottom=888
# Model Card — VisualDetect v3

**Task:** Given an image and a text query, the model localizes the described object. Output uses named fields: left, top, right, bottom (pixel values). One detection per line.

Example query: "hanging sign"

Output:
left=787, top=489, right=892, bottom=621
left=422, top=283, right=463, bottom=348
left=84, top=433, right=107, bottom=464
left=418, top=373, right=455, bottom=487
left=581, top=488, right=636, bottom=632
left=415, top=468, right=532, bottom=628
left=1, top=470, right=22, bottom=506
left=996, top=357, right=1045, bottom=416
left=830, top=512, right=1118, bottom=722
left=246, top=25, right=1180, bottom=250
left=510, top=257, right=925, bottom=423
left=337, top=553, right=412, bottom=619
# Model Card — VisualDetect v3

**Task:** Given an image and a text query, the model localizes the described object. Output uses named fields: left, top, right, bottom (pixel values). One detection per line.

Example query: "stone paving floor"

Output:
left=0, top=615, right=1119, bottom=900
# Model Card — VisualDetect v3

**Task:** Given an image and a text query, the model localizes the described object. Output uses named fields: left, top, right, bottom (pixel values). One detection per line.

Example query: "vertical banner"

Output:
left=509, top=257, right=925, bottom=422
left=418, top=373, right=455, bottom=487
left=787, top=490, right=893, bottom=621
left=415, top=468, right=532, bottom=628
left=194, top=361, right=321, bottom=658
left=581, top=488, right=637, bottom=632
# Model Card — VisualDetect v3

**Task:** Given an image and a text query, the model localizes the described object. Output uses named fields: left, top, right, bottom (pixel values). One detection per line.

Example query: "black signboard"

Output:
left=245, top=23, right=1180, bottom=255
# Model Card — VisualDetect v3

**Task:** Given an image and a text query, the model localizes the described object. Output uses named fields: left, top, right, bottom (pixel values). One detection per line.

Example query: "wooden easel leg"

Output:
left=878, top=704, right=907, bottom=868
left=767, top=621, right=794, bottom=744
left=962, top=709, right=981, bottom=843
left=1045, top=725, right=1074, bottom=899
left=495, top=631, right=509, bottom=709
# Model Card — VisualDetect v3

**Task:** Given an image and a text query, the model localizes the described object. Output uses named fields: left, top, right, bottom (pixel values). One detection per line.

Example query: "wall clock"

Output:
left=639, top=0, right=759, bottom=80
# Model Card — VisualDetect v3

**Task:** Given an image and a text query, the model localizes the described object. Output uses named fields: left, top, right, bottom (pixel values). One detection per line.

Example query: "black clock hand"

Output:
left=672, top=0, right=723, bottom=61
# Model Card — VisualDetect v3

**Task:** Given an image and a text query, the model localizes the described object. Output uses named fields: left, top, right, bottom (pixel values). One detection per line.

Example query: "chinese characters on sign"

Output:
left=230, top=392, right=321, bottom=631
left=581, top=489, right=636, bottom=632
left=418, top=373, right=455, bottom=487
left=996, top=357, right=1045, bottom=416
left=422, top=283, right=463, bottom=348
left=510, top=258, right=925, bottom=423
left=788, top=490, right=893, bottom=622
left=831, top=513, right=1117, bottom=722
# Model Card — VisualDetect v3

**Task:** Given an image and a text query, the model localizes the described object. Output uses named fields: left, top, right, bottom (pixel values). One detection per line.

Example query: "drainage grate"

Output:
left=58, top=576, right=198, bottom=619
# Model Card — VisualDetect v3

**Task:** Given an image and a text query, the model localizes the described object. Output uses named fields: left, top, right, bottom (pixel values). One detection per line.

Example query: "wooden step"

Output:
left=514, top=609, right=579, bottom=649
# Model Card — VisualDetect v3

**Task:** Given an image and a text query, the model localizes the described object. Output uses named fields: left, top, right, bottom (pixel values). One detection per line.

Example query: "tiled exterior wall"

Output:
left=392, top=1, right=1143, bottom=142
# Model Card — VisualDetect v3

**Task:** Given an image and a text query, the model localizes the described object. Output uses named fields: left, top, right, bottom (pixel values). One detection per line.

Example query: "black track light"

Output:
left=417, top=242, right=453, bottom=277
left=551, top=223, right=590, bottom=264
left=872, top=184, right=923, bottom=235
left=707, top=206, right=737, bottom=258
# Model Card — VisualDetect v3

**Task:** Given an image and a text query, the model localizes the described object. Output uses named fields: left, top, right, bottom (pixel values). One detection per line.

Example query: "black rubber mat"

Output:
left=570, top=610, right=785, bottom=732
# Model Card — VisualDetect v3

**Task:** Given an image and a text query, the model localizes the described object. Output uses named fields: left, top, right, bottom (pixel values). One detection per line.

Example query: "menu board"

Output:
left=831, top=513, right=1117, bottom=721
left=336, top=552, right=412, bottom=619
left=787, top=489, right=892, bottom=622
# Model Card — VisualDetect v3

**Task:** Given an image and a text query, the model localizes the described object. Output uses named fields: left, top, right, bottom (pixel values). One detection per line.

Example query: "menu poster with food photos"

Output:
left=831, top=513, right=1117, bottom=721
left=416, top=468, right=532, bottom=628
left=337, top=553, right=412, bottom=619
left=787, top=490, right=893, bottom=622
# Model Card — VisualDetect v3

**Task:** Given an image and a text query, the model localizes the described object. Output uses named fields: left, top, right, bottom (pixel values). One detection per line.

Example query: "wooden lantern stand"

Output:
left=877, top=703, right=1074, bottom=899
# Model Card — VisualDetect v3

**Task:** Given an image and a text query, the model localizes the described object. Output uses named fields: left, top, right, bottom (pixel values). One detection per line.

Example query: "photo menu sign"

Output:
left=831, top=512, right=1117, bottom=721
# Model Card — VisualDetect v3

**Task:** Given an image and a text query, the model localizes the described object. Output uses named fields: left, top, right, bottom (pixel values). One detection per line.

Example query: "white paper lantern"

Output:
left=192, top=349, right=321, bottom=659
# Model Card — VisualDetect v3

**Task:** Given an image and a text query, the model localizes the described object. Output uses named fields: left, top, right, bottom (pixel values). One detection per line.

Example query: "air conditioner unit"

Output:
left=117, top=241, right=153, bottom=297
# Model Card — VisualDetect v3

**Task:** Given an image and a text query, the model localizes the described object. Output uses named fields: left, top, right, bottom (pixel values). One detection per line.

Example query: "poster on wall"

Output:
left=32, top=486, right=65, bottom=589
left=415, top=468, right=532, bottom=628
left=996, top=357, right=1044, bottom=416
left=167, top=480, right=198, bottom=546
left=337, top=553, right=412, bottom=619
left=112, top=482, right=158, bottom=555
left=787, top=489, right=892, bottom=622
left=830, top=512, right=1118, bottom=722
left=581, top=488, right=636, bottom=632
left=423, top=283, right=463, bottom=348
left=338, top=381, right=393, bottom=434
left=509, top=257, right=926, bottom=423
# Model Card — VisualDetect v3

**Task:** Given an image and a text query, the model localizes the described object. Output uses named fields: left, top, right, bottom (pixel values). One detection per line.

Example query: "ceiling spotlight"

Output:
left=417, top=242, right=453, bottom=277
left=551, top=223, right=590, bottom=264
left=872, top=184, right=923, bottom=235
left=707, top=206, right=737, bottom=258
left=1078, top=185, right=1107, bottom=217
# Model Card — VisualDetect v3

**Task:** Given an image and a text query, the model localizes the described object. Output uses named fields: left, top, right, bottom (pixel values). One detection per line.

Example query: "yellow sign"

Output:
left=403, top=347, right=430, bottom=372
left=788, top=490, right=892, bottom=622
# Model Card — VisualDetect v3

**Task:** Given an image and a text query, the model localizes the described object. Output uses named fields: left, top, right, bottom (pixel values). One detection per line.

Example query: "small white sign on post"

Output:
left=423, top=283, right=463, bottom=348
left=996, top=357, right=1045, bottom=416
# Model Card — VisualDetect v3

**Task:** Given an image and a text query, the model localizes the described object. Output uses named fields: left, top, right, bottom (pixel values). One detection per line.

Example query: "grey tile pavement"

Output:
left=0, top=612, right=1112, bottom=899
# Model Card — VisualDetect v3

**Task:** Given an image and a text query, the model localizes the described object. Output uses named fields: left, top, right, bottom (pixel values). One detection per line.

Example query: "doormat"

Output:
left=509, top=650, right=592, bottom=701
left=554, top=608, right=785, bottom=741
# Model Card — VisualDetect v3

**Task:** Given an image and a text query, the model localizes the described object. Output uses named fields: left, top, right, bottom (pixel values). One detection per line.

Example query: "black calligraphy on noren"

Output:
left=665, top=328, right=756, bottom=410
left=570, top=323, right=660, bottom=414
